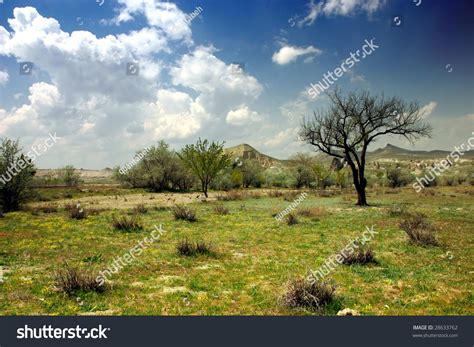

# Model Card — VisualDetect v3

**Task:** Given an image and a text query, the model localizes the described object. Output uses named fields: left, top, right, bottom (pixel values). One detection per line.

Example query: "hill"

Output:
left=225, top=143, right=285, bottom=168
left=367, top=144, right=474, bottom=161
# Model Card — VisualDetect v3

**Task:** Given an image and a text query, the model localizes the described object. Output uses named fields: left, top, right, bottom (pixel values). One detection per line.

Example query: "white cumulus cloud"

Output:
left=297, top=0, right=385, bottom=27
left=272, top=45, right=321, bottom=65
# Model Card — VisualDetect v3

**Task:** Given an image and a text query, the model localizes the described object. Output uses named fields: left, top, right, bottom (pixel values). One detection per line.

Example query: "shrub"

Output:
left=283, top=277, right=336, bottom=310
left=69, top=204, right=87, bottom=220
left=0, top=138, right=36, bottom=212
left=134, top=204, right=148, bottom=214
left=342, top=248, right=376, bottom=265
left=112, top=214, right=143, bottom=231
left=176, top=239, right=213, bottom=256
left=286, top=213, right=298, bottom=225
left=60, top=165, right=82, bottom=187
left=399, top=213, right=438, bottom=246
left=172, top=205, right=197, bottom=222
left=55, top=264, right=106, bottom=295
left=214, top=205, right=230, bottom=215
left=386, top=168, right=413, bottom=188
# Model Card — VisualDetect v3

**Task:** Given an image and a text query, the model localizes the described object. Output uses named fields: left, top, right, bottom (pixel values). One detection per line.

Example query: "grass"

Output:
left=0, top=185, right=472, bottom=315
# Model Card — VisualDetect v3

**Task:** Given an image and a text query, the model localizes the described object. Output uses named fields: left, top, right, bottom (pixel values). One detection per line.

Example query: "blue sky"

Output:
left=0, top=0, right=473, bottom=169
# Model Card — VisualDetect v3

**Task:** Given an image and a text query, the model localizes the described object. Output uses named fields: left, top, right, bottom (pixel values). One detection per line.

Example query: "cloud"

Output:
left=272, top=45, right=321, bottom=65
left=0, top=82, right=58, bottom=136
left=144, top=89, right=205, bottom=139
left=346, top=69, right=366, bottom=83
left=226, top=105, right=261, bottom=126
left=170, top=46, right=263, bottom=127
left=279, top=89, right=323, bottom=122
left=419, top=101, right=437, bottom=118
left=0, top=6, right=266, bottom=168
left=114, top=0, right=192, bottom=43
left=264, top=128, right=299, bottom=148
left=298, top=0, right=385, bottom=27
left=0, top=70, right=8, bottom=85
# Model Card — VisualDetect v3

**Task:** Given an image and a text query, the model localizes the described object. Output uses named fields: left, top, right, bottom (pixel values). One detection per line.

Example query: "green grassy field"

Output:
left=0, top=186, right=472, bottom=315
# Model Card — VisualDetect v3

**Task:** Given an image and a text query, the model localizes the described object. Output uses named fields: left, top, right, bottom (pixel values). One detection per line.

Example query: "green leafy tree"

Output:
left=0, top=139, right=36, bottom=212
left=60, top=165, right=82, bottom=187
left=178, top=138, right=231, bottom=197
left=291, top=153, right=316, bottom=188
left=240, top=160, right=264, bottom=188
left=113, top=141, right=195, bottom=192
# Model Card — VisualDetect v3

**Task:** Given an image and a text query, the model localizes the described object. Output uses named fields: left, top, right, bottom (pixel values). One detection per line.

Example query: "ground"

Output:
left=0, top=186, right=472, bottom=315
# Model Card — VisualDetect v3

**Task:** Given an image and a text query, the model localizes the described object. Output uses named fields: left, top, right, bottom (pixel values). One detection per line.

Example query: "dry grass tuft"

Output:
left=283, top=277, right=336, bottom=310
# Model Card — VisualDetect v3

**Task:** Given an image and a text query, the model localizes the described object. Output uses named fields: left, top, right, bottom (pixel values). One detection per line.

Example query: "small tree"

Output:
left=60, top=165, right=82, bottom=187
left=291, top=153, right=316, bottom=188
left=240, top=160, right=264, bottom=188
left=300, top=89, right=431, bottom=205
left=0, top=139, right=36, bottom=212
left=178, top=138, right=231, bottom=197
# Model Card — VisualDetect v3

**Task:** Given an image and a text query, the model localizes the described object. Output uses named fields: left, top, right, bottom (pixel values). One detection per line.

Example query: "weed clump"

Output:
left=176, top=239, right=213, bottom=256
left=134, top=204, right=148, bottom=214
left=112, top=214, right=144, bottom=231
left=172, top=205, right=197, bottom=222
left=286, top=213, right=299, bottom=225
left=342, top=248, right=376, bottom=265
left=400, top=213, right=438, bottom=246
left=214, top=205, right=230, bottom=215
left=283, top=277, right=336, bottom=310
left=55, top=264, right=106, bottom=295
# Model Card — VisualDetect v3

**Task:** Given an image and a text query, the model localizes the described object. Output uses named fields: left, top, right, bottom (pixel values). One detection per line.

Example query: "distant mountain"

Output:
left=225, top=143, right=474, bottom=169
left=225, top=143, right=284, bottom=168
left=368, top=144, right=474, bottom=161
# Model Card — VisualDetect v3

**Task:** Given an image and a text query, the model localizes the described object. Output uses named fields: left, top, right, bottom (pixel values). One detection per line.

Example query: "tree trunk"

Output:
left=355, top=178, right=368, bottom=206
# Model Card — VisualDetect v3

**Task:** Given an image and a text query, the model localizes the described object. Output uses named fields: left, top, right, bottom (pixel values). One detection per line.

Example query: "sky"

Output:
left=0, top=0, right=473, bottom=169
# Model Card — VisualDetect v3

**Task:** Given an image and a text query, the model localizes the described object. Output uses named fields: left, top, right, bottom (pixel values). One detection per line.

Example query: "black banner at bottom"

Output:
left=0, top=316, right=472, bottom=346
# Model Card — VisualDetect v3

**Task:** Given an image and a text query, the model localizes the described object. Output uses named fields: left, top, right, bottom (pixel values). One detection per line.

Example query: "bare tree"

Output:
left=299, top=89, right=432, bottom=205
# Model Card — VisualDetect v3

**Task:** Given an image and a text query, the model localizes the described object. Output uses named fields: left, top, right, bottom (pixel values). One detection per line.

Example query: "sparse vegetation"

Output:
left=400, top=213, right=438, bottom=246
left=176, top=239, right=213, bottom=256
left=134, top=204, right=148, bottom=214
left=112, top=214, right=144, bottom=231
left=59, top=165, right=82, bottom=187
left=172, top=205, right=197, bottom=222
left=69, top=204, right=87, bottom=220
left=342, top=248, right=376, bottom=265
left=214, top=204, right=230, bottom=215
left=283, top=278, right=336, bottom=310
left=286, top=213, right=298, bottom=225
left=54, top=264, right=106, bottom=295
